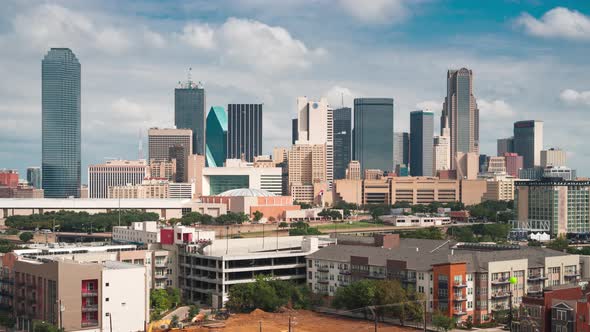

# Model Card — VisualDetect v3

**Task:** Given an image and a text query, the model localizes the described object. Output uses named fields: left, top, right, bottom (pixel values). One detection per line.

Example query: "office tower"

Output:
left=487, top=156, right=507, bottom=174
left=205, top=106, right=228, bottom=167
left=353, top=98, right=394, bottom=173
left=288, top=144, right=326, bottom=202
left=175, top=77, right=206, bottom=155
left=433, top=135, right=450, bottom=174
left=504, top=153, right=523, bottom=178
left=332, top=107, right=352, bottom=180
left=456, top=152, right=479, bottom=180
left=479, top=154, right=489, bottom=173
left=295, top=97, right=334, bottom=186
left=541, top=148, right=567, bottom=167
left=272, top=147, right=289, bottom=165
left=187, top=154, right=206, bottom=197
left=497, top=137, right=514, bottom=156
left=88, top=160, right=148, bottom=198
left=364, top=169, right=384, bottom=180
left=26, top=167, right=42, bottom=189
left=513, top=120, right=544, bottom=168
left=291, top=119, right=298, bottom=145
left=410, top=111, right=434, bottom=176
left=441, top=68, right=480, bottom=167
left=345, top=161, right=361, bottom=180
left=393, top=132, right=410, bottom=169
left=42, top=48, right=81, bottom=198
left=226, top=104, right=263, bottom=162
left=148, top=128, right=192, bottom=163
left=169, top=145, right=188, bottom=182
left=149, top=160, right=176, bottom=181
left=544, top=166, right=576, bottom=180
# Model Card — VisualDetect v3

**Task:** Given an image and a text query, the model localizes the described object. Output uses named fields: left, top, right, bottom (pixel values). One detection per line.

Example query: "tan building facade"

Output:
left=288, top=144, right=327, bottom=203
left=345, top=161, right=361, bottom=180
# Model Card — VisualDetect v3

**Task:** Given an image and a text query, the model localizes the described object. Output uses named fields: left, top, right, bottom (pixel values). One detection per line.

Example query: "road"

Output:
left=162, top=306, right=190, bottom=321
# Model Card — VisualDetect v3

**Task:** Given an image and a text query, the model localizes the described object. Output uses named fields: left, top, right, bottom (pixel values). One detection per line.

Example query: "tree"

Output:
left=432, top=312, right=454, bottom=332
left=293, top=200, right=313, bottom=209
left=0, top=239, right=17, bottom=253
left=170, top=315, right=179, bottom=328
left=226, top=276, right=308, bottom=313
left=278, top=222, right=289, bottom=229
left=332, top=279, right=377, bottom=318
left=374, top=280, right=405, bottom=322
left=188, top=304, right=201, bottom=319
left=547, top=236, right=569, bottom=251
left=19, top=232, right=34, bottom=243
left=268, top=216, right=276, bottom=223
left=253, top=210, right=263, bottom=223
left=33, top=321, right=61, bottom=332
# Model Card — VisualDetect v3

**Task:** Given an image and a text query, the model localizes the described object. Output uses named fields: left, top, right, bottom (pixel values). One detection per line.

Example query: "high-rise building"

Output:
left=513, top=120, right=544, bottom=168
left=486, top=156, right=506, bottom=174
left=345, top=161, right=361, bottom=180
left=88, top=160, right=148, bottom=198
left=295, top=97, right=333, bottom=186
left=226, top=104, right=262, bottom=162
left=441, top=68, right=480, bottom=167
left=541, top=148, right=567, bottom=167
left=497, top=137, right=514, bottom=156
left=291, top=119, right=298, bottom=145
left=187, top=154, right=206, bottom=198
left=169, top=145, right=188, bottom=182
left=272, top=147, right=289, bottom=165
left=504, top=153, right=523, bottom=178
left=455, top=152, right=479, bottom=180
left=353, top=98, right=394, bottom=173
left=148, top=128, right=192, bottom=163
left=410, top=111, right=434, bottom=176
left=288, top=144, right=327, bottom=202
left=433, top=135, right=450, bottom=175
left=175, top=78, right=206, bottom=155
left=332, top=107, right=352, bottom=180
left=393, top=132, right=410, bottom=169
left=42, top=48, right=81, bottom=198
left=205, top=106, right=228, bottom=167
left=148, top=160, right=176, bottom=181
left=26, top=167, right=42, bottom=189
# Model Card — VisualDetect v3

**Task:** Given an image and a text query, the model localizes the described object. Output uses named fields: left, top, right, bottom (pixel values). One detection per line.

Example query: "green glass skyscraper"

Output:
left=353, top=98, right=394, bottom=174
left=206, top=106, right=228, bottom=167
left=42, top=48, right=81, bottom=198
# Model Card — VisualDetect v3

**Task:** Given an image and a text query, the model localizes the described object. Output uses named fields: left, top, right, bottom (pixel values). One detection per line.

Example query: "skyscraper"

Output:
left=513, top=120, right=544, bottom=168
left=353, top=98, right=394, bottom=173
left=393, top=132, right=410, bottom=169
left=205, top=106, right=228, bottom=167
left=295, top=97, right=333, bottom=185
left=410, top=111, right=434, bottom=176
left=26, top=167, right=42, bottom=189
left=169, top=145, right=188, bottom=182
left=291, top=119, right=298, bottom=145
left=332, top=107, right=352, bottom=180
left=497, top=137, right=514, bottom=156
left=148, top=128, right=192, bottom=181
left=442, top=68, right=480, bottom=168
left=42, top=48, right=81, bottom=198
left=433, top=135, right=450, bottom=174
left=175, top=78, right=206, bottom=155
left=227, top=104, right=263, bottom=162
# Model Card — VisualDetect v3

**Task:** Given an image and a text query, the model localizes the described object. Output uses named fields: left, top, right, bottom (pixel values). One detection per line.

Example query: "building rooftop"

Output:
left=102, top=260, right=143, bottom=270
left=217, top=188, right=276, bottom=197
left=307, top=238, right=569, bottom=272
left=0, top=198, right=197, bottom=208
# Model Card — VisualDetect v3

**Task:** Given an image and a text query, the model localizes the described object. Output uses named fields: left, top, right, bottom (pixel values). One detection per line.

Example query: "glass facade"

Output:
left=410, top=111, right=434, bottom=176
left=353, top=98, right=394, bottom=173
left=175, top=86, right=206, bottom=155
left=393, top=132, right=410, bottom=168
left=227, top=104, right=263, bottom=162
left=42, top=48, right=81, bottom=198
left=209, top=175, right=249, bottom=195
left=205, top=106, right=228, bottom=167
left=456, top=74, right=471, bottom=153
left=514, top=120, right=541, bottom=169
left=332, top=107, right=351, bottom=180
left=26, top=167, right=42, bottom=189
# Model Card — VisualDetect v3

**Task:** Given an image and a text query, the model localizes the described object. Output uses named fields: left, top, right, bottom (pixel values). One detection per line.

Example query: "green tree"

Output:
left=225, top=276, right=308, bottom=313
left=332, top=279, right=377, bottom=312
left=278, top=222, right=289, bottom=229
left=374, top=280, right=405, bottom=322
left=150, top=289, right=170, bottom=313
left=170, top=315, right=179, bottom=328
left=188, top=304, right=201, bottom=318
left=33, top=321, right=61, bottom=332
left=253, top=210, right=263, bottom=223
left=432, top=312, right=454, bottom=332
left=19, top=232, right=34, bottom=243
left=0, top=239, right=17, bottom=253
left=548, top=236, right=569, bottom=251
left=293, top=200, right=313, bottom=209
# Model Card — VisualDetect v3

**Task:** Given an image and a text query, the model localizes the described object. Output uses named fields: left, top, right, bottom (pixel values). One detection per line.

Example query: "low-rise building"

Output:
left=112, top=221, right=160, bottom=244
left=382, top=215, right=451, bottom=227
left=307, top=235, right=580, bottom=325
left=202, top=159, right=282, bottom=196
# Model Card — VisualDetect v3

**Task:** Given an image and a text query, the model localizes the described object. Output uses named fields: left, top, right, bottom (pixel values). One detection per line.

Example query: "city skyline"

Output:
left=1, top=1, right=590, bottom=181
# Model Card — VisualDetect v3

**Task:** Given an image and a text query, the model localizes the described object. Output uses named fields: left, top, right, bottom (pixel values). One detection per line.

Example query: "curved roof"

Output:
left=217, top=188, right=276, bottom=197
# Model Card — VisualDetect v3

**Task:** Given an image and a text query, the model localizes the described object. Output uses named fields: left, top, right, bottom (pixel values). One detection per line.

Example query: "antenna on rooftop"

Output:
left=187, top=67, right=192, bottom=84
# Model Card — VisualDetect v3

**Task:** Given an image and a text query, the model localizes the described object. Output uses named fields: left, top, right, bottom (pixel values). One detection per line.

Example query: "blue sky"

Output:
left=1, top=0, right=590, bottom=182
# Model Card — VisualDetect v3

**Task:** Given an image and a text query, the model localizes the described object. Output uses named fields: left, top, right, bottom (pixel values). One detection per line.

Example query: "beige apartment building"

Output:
left=288, top=144, right=327, bottom=203
left=541, top=148, right=567, bottom=167
left=88, top=160, right=148, bottom=198
left=487, top=156, right=507, bottom=174
left=483, top=176, right=515, bottom=201
left=108, top=179, right=169, bottom=199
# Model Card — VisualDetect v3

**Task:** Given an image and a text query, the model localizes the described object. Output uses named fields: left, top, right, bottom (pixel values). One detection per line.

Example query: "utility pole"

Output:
left=423, top=300, right=427, bottom=332
left=262, top=223, right=265, bottom=248
left=259, top=320, right=262, bottom=332
left=288, top=314, right=292, bottom=332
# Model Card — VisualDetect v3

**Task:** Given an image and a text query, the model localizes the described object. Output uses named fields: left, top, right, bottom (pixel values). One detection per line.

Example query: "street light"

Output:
left=508, top=276, right=518, bottom=330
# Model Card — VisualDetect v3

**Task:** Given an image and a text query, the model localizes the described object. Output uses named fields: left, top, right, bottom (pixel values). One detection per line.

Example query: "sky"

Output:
left=1, top=0, right=590, bottom=183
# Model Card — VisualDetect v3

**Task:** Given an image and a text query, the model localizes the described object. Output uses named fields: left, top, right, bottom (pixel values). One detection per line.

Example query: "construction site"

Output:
left=153, top=309, right=416, bottom=332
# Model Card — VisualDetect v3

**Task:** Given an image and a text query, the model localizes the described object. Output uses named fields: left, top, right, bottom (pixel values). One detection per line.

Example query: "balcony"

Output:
left=318, top=279, right=329, bottom=284
left=491, top=305, right=509, bottom=312
left=81, top=320, right=99, bottom=327
left=154, top=274, right=167, bottom=279
left=453, top=309, right=467, bottom=316
left=154, top=261, right=167, bottom=268
left=368, top=273, right=386, bottom=280
left=492, top=278, right=511, bottom=285
left=453, top=295, right=467, bottom=302
left=527, top=274, right=547, bottom=281
left=403, top=276, right=417, bottom=283
left=491, top=291, right=511, bottom=299
left=81, top=290, right=98, bottom=297
left=339, top=270, right=351, bottom=275
left=527, top=287, right=543, bottom=295
left=453, top=281, right=467, bottom=288
left=317, top=266, right=329, bottom=273
left=565, top=272, right=580, bottom=278
left=82, top=304, right=99, bottom=312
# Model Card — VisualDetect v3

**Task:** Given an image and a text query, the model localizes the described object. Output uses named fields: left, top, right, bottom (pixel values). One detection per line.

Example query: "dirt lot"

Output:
left=168, top=309, right=415, bottom=332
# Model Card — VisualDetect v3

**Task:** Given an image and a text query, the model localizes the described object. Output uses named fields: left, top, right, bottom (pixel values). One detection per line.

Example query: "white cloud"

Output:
left=179, top=18, right=324, bottom=72
left=516, top=7, right=590, bottom=41
left=477, top=99, right=515, bottom=118
left=325, top=86, right=356, bottom=108
left=560, top=89, right=590, bottom=106
left=339, top=0, right=410, bottom=24
left=179, top=23, right=216, bottom=49
left=143, top=29, right=166, bottom=48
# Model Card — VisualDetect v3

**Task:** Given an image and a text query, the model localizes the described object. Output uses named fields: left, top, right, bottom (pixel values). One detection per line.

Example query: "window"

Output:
left=105, top=283, right=109, bottom=287
left=430, top=287, right=433, bottom=294
left=467, top=301, right=473, bottom=309
left=308, top=272, right=312, bottom=279
left=468, top=288, right=473, bottom=295
left=418, top=286, right=424, bottom=293
left=467, top=274, right=473, bottom=281
left=106, top=298, right=109, bottom=302
left=308, top=260, right=312, bottom=268
left=556, top=310, right=567, bottom=321
left=418, top=273, right=424, bottom=280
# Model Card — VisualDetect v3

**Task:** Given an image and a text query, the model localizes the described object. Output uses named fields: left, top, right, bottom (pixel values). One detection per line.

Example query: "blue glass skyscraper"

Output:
left=333, top=107, right=352, bottom=180
left=206, top=106, right=228, bottom=167
left=175, top=79, right=206, bottom=155
left=410, top=111, right=434, bottom=176
left=353, top=98, right=394, bottom=174
left=42, top=48, right=81, bottom=198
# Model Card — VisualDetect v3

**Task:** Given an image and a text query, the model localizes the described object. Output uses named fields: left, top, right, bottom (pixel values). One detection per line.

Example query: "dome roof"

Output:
left=217, top=188, right=277, bottom=197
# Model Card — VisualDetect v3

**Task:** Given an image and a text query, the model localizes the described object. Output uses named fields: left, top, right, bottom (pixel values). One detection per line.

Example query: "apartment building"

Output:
left=0, top=256, right=148, bottom=332
left=178, top=236, right=328, bottom=308
left=88, top=160, right=148, bottom=198
left=307, top=235, right=579, bottom=324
